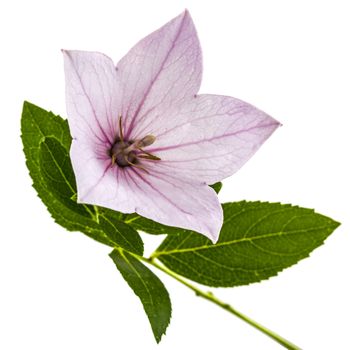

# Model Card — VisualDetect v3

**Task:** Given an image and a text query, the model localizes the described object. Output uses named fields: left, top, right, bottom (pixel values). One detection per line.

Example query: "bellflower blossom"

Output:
left=62, top=10, right=280, bottom=243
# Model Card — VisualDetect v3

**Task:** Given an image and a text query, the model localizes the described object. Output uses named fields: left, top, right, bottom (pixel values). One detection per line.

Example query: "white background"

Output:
left=1, top=1, right=349, bottom=349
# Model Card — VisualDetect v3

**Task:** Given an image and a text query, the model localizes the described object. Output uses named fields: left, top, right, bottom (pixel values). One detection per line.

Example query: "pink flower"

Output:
left=62, top=10, right=279, bottom=243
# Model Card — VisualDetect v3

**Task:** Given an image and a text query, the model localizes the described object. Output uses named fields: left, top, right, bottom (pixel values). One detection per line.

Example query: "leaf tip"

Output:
left=329, top=219, right=341, bottom=233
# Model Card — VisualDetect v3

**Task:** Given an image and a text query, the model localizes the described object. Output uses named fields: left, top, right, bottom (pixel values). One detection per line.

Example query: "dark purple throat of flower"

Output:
left=109, top=117, right=160, bottom=172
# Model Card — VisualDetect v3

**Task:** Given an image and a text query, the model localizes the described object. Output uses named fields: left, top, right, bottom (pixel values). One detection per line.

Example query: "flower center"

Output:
left=110, top=140, right=137, bottom=168
left=109, top=117, right=160, bottom=171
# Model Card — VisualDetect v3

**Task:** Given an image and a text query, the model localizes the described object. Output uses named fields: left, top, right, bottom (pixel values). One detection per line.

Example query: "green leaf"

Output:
left=210, top=182, right=222, bottom=194
left=153, top=201, right=340, bottom=287
left=110, top=249, right=171, bottom=343
left=123, top=182, right=223, bottom=235
left=39, top=136, right=94, bottom=218
left=21, top=101, right=71, bottom=204
left=21, top=101, right=143, bottom=255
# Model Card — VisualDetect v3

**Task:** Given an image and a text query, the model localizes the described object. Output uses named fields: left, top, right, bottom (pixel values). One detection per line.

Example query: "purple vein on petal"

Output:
left=124, top=13, right=188, bottom=140
left=144, top=170, right=220, bottom=240
left=158, top=150, right=237, bottom=163
left=64, top=51, right=113, bottom=145
left=144, top=164, right=198, bottom=185
left=79, top=163, right=111, bottom=201
left=70, top=99, right=106, bottom=144
left=89, top=63, right=116, bottom=140
left=127, top=167, right=162, bottom=202
left=128, top=105, right=158, bottom=140
left=147, top=122, right=279, bottom=153
left=124, top=168, right=161, bottom=212
left=130, top=168, right=193, bottom=215
left=153, top=104, right=250, bottom=140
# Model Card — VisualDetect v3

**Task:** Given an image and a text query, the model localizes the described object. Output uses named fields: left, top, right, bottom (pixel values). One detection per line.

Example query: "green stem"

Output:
left=143, top=257, right=301, bottom=350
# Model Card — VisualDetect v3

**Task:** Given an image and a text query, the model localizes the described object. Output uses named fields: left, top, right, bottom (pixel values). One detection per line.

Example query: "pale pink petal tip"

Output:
left=116, top=9, right=202, bottom=140
left=144, top=94, right=280, bottom=185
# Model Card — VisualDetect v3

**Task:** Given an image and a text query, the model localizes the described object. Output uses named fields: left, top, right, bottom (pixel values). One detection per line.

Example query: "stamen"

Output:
left=123, top=135, right=156, bottom=154
left=110, top=117, right=159, bottom=169
left=138, top=155, right=161, bottom=161
left=111, top=154, right=116, bottom=167
left=118, top=115, right=124, bottom=142
left=125, top=157, right=149, bottom=174
left=138, top=135, right=156, bottom=148
left=137, top=148, right=161, bottom=161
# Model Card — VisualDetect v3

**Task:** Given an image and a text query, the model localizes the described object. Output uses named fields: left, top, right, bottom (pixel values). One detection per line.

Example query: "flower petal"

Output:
left=145, top=94, right=280, bottom=184
left=62, top=50, right=121, bottom=145
left=76, top=164, right=223, bottom=243
left=117, top=10, right=202, bottom=139
left=71, top=138, right=136, bottom=213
